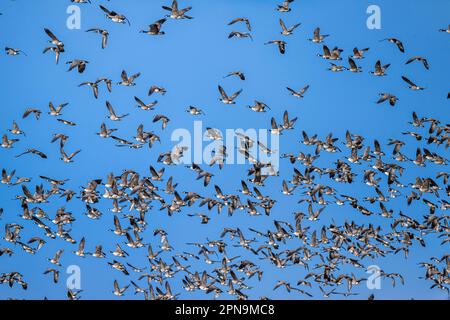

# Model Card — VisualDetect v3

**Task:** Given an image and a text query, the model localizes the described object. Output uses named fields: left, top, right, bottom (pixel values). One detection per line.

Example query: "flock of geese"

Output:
left=0, top=1, right=449, bottom=300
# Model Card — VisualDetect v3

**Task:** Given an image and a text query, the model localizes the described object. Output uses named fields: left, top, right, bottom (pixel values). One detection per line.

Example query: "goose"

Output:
left=113, top=280, right=129, bottom=296
left=317, top=45, right=342, bottom=60
left=405, top=56, right=429, bottom=70
left=108, top=260, right=129, bottom=275
left=56, top=119, right=76, bottom=127
left=135, top=96, right=158, bottom=111
left=44, top=28, right=64, bottom=51
left=1, top=169, right=15, bottom=184
left=218, top=85, right=242, bottom=104
left=22, top=108, right=42, bottom=120
left=402, top=76, right=425, bottom=90
left=381, top=37, right=405, bottom=52
left=148, top=85, right=167, bottom=96
left=351, top=47, right=369, bottom=59
left=92, top=245, right=106, bottom=258
left=227, top=17, right=251, bottom=31
left=282, top=180, right=296, bottom=195
left=48, top=102, right=69, bottom=116
left=48, top=249, right=63, bottom=266
left=439, top=25, right=450, bottom=33
left=276, top=0, right=294, bottom=12
left=118, top=70, right=140, bottom=86
left=1, top=135, right=19, bottom=148
left=270, top=117, right=283, bottom=135
left=328, top=63, right=345, bottom=72
left=162, top=0, right=193, bottom=19
left=86, top=28, right=109, bottom=49
left=287, top=85, right=309, bottom=98
left=248, top=100, right=270, bottom=112
left=153, top=114, right=170, bottom=130
left=279, top=18, right=301, bottom=36
left=66, top=59, right=89, bottom=73
left=308, top=27, right=329, bottom=43
left=186, top=105, right=204, bottom=115
left=78, top=81, right=99, bottom=99
left=15, top=149, right=47, bottom=159
left=73, top=237, right=87, bottom=257
left=140, top=18, right=167, bottom=35
left=43, top=269, right=59, bottom=283
left=265, top=40, right=286, bottom=54
left=59, top=148, right=81, bottom=163
left=8, top=121, right=25, bottom=136
left=370, top=60, right=390, bottom=76
left=106, top=101, right=129, bottom=121
left=377, top=93, right=398, bottom=106
left=224, top=71, right=245, bottom=81
left=228, top=31, right=253, bottom=40
left=99, top=5, right=130, bottom=25
left=347, top=57, right=362, bottom=72
left=5, top=47, right=27, bottom=56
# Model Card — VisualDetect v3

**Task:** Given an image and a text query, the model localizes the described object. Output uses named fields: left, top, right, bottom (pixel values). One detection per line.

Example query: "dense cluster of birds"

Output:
left=0, top=0, right=449, bottom=300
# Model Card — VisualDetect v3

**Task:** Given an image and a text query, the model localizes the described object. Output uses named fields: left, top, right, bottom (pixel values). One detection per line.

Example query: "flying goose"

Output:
left=248, top=100, right=270, bottom=112
left=66, top=60, right=89, bottom=73
left=227, top=18, right=251, bottom=31
left=405, top=56, right=429, bottom=70
left=377, top=93, right=398, bottom=106
left=287, top=85, right=309, bottom=98
left=153, top=114, right=170, bottom=130
left=279, top=18, right=301, bottom=35
left=328, top=63, right=345, bottom=72
left=113, top=280, right=129, bottom=296
left=8, top=121, right=25, bottom=136
left=308, top=27, right=329, bottom=43
left=140, top=19, right=167, bottom=35
left=224, top=71, right=245, bottom=81
left=162, top=0, right=193, bottom=19
left=402, top=76, right=425, bottom=90
left=44, top=28, right=64, bottom=52
left=135, top=96, right=158, bottom=111
left=118, top=70, right=140, bottom=86
left=48, top=249, right=63, bottom=266
left=228, top=31, right=253, bottom=40
left=317, top=45, right=342, bottom=60
left=48, top=102, right=69, bottom=116
left=1, top=135, right=19, bottom=148
left=22, top=108, right=41, bottom=120
left=86, top=28, right=109, bottom=49
left=265, top=40, right=286, bottom=54
left=276, top=0, right=294, bottom=12
left=5, top=47, right=27, bottom=56
left=381, top=38, right=405, bottom=52
left=218, top=85, right=242, bottom=104
left=370, top=60, right=390, bottom=76
left=106, top=101, right=129, bottom=121
left=186, top=106, right=204, bottom=115
left=148, top=85, right=167, bottom=96
left=347, top=57, right=362, bottom=72
left=439, top=25, right=450, bottom=33
left=59, top=148, right=81, bottom=163
left=43, top=268, right=59, bottom=283
left=99, top=5, right=130, bottom=25
left=15, top=149, right=47, bottom=159
left=351, top=47, right=369, bottom=59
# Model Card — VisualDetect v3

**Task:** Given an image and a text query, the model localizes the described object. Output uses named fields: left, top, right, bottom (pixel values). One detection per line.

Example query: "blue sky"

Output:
left=0, top=0, right=449, bottom=300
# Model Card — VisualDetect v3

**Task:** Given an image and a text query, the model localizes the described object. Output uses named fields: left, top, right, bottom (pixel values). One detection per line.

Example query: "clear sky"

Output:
left=0, top=0, right=449, bottom=300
